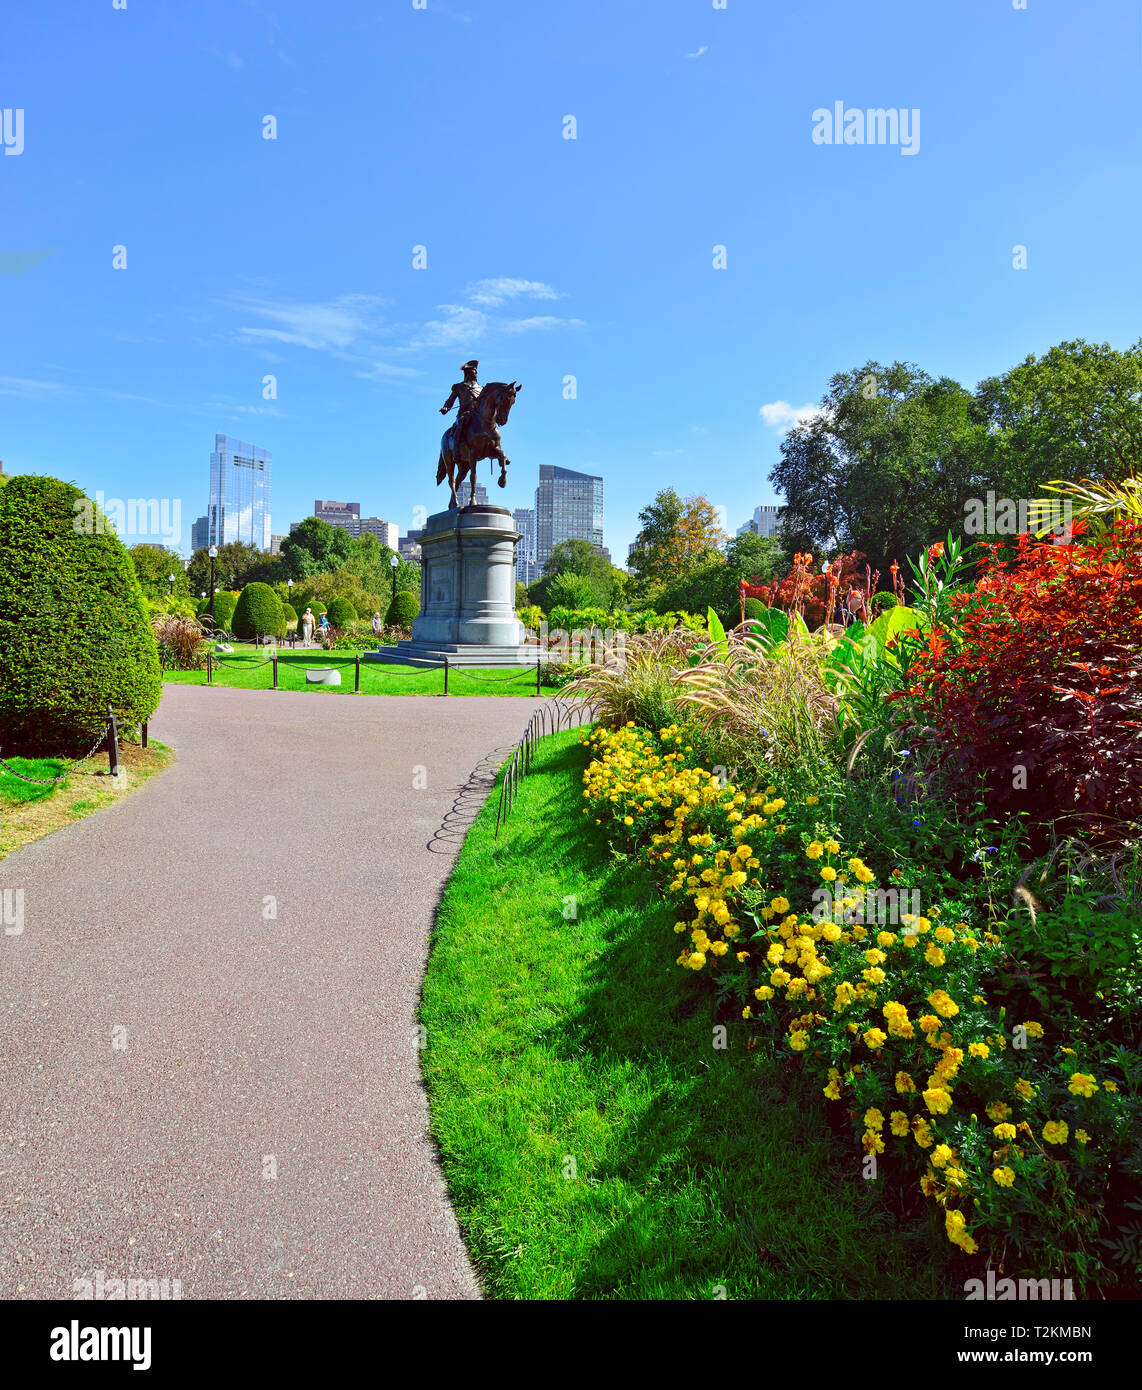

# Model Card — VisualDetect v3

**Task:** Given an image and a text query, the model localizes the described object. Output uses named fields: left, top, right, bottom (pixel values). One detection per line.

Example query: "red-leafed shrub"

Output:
left=755, top=550, right=878, bottom=628
left=894, top=522, right=1142, bottom=839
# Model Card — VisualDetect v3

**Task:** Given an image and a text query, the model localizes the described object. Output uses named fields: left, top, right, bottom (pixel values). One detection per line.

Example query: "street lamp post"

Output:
left=208, top=545, right=218, bottom=620
left=168, top=573, right=175, bottom=596
left=389, top=553, right=399, bottom=607
left=287, top=577, right=294, bottom=645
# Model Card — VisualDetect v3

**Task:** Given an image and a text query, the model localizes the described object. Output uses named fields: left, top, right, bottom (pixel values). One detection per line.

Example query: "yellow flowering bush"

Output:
left=580, top=721, right=1140, bottom=1278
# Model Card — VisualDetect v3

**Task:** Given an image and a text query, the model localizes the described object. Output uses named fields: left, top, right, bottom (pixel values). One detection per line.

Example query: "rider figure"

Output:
left=440, top=360, right=482, bottom=464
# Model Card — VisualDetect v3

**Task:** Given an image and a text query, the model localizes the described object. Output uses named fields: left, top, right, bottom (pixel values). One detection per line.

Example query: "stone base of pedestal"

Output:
left=363, top=640, right=550, bottom=669
left=407, top=504, right=525, bottom=649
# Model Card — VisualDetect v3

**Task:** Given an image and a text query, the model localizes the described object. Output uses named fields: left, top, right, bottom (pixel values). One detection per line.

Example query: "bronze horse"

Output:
left=436, top=380, right=521, bottom=509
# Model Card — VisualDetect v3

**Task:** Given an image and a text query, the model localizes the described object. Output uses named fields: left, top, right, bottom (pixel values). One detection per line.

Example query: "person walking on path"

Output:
left=371, top=611, right=385, bottom=645
left=300, top=607, right=315, bottom=645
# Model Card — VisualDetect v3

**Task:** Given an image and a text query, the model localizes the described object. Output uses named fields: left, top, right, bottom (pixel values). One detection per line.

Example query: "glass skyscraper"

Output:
left=534, top=465, right=604, bottom=572
left=208, top=434, right=272, bottom=550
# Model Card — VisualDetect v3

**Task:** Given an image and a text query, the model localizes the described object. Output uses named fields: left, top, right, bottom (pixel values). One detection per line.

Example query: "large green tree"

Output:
left=655, top=531, right=785, bottom=627
left=186, top=541, right=264, bottom=601
left=975, top=338, right=1142, bottom=501
left=628, top=489, right=727, bottom=598
left=769, top=361, right=983, bottom=574
left=278, top=517, right=356, bottom=579
left=530, top=538, right=619, bottom=611
left=128, top=544, right=190, bottom=601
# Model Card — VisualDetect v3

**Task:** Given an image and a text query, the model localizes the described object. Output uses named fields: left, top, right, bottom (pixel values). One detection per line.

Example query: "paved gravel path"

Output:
left=0, top=684, right=543, bottom=1300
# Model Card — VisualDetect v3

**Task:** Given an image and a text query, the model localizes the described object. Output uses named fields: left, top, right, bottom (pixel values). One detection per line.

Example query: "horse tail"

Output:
left=436, top=453, right=447, bottom=486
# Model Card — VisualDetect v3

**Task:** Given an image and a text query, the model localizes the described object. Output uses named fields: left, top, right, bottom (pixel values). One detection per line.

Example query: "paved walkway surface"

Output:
left=0, top=684, right=543, bottom=1300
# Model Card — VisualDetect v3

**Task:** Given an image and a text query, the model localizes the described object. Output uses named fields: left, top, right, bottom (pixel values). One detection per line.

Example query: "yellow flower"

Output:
left=820, top=866, right=837, bottom=882
left=741, top=1006, right=752, bottom=1019
left=944, top=1209, right=978, bottom=1254
left=913, top=1118, right=934, bottom=1149
left=1013, top=1078, right=1036, bottom=1101
left=993, top=1123, right=1017, bottom=1141
left=823, top=1079, right=841, bottom=1100
left=1068, top=1072, right=1097, bottom=1098
left=770, top=896, right=790, bottom=914
left=986, top=1101, right=1011, bottom=1122
left=864, top=1107, right=885, bottom=1130
left=623, top=815, right=633, bottom=826
left=993, top=1166, right=1016, bottom=1187
left=923, top=1087, right=953, bottom=1116
left=855, top=865, right=874, bottom=884
left=1022, top=1021, right=1044, bottom=1039
left=863, top=1027, right=887, bottom=1050
left=889, top=1111, right=910, bottom=1137
left=1103, top=1079, right=1118, bottom=1093
left=789, top=1030, right=809, bottom=1052
left=805, top=795, right=819, bottom=805
left=895, top=1071, right=916, bottom=1094
left=925, top=944, right=946, bottom=967
left=931, top=1144, right=954, bottom=1169
left=968, top=1042, right=989, bottom=1059
left=1042, top=1120, right=1068, bottom=1145
left=806, top=841, right=824, bottom=860
left=1075, top=1129, right=1091, bottom=1145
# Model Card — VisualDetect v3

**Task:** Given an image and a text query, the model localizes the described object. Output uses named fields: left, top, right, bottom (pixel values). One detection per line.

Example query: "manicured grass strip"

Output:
left=0, top=756, right=74, bottom=807
left=421, top=729, right=950, bottom=1300
left=161, top=646, right=546, bottom=697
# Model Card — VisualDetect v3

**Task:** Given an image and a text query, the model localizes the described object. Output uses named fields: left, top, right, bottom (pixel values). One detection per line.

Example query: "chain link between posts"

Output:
left=0, top=718, right=114, bottom=785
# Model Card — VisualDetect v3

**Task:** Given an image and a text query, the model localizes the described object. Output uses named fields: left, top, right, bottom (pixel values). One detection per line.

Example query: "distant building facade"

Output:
left=191, top=515, right=210, bottom=552
left=512, top=507, right=537, bottom=585
left=534, top=464, right=604, bottom=573
left=309, top=500, right=397, bottom=550
left=208, top=434, right=272, bottom=550
left=737, top=505, right=780, bottom=539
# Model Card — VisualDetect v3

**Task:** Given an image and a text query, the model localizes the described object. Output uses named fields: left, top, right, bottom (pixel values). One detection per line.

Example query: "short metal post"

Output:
left=141, top=721, right=148, bottom=749
left=106, top=706, right=120, bottom=777
left=207, top=651, right=213, bottom=685
left=355, top=655, right=361, bottom=693
left=273, top=655, right=279, bottom=689
left=443, top=656, right=449, bottom=696
left=536, top=658, right=541, bottom=695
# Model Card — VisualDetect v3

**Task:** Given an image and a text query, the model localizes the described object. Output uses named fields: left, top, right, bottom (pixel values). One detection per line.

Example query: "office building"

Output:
left=534, top=464, right=604, bottom=572
left=315, top=500, right=361, bottom=527
left=398, top=530, right=425, bottom=561
left=208, top=434, right=272, bottom=550
left=512, top=507, right=537, bottom=585
left=191, top=515, right=210, bottom=552
left=737, top=504, right=781, bottom=539
left=310, top=500, right=397, bottom=550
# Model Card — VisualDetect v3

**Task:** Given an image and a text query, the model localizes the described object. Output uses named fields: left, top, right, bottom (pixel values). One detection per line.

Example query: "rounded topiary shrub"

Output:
left=386, top=589, right=420, bottom=626
left=326, top=596, right=357, bottom=628
left=281, top=602, right=298, bottom=626
left=232, top=582, right=285, bottom=640
left=0, top=474, right=163, bottom=747
left=742, top=596, right=765, bottom=620
left=872, top=591, right=898, bottom=612
left=198, top=591, right=237, bottom=630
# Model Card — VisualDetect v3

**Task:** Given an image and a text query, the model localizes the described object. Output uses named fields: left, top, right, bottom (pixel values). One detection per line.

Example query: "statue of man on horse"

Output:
left=437, top=359, right=522, bottom=509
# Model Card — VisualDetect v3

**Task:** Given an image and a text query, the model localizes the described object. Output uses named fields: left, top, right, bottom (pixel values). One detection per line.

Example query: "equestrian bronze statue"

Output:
left=437, top=359, right=522, bottom=508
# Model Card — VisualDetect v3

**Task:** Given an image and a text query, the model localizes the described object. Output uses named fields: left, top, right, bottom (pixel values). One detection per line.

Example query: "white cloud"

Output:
left=235, top=293, right=385, bottom=350
left=759, top=400, right=820, bottom=433
left=685, top=46, right=709, bottom=58
left=0, top=376, right=68, bottom=398
left=466, top=278, right=561, bottom=309
left=503, top=315, right=582, bottom=334
left=411, top=305, right=487, bottom=349
left=357, top=362, right=422, bottom=382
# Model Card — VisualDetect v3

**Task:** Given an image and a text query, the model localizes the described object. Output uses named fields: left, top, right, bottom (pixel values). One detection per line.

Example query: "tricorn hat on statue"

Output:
left=461, top=359, right=479, bottom=372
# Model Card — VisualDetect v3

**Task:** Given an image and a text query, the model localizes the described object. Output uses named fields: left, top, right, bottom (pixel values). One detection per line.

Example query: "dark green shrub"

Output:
left=326, top=596, right=357, bottom=627
left=198, top=591, right=237, bottom=631
left=742, top=596, right=765, bottom=620
left=0, top=475, right=162, bottom=746
left=232, top=582, right=285, bottom=639
left=387, top=589, right=420, bottom=626
left=281, top=602, right=298, bottom=626
left=872, top=591, right=898, bottom=612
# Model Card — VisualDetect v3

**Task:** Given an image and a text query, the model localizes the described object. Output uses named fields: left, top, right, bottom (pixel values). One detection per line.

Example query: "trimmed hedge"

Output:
left=326, top=596, right=358, bottom=627
left=742, top=596, right=765, bottom=620
left=197, top=591, right=237, bottom=631
left=232, top=582, right=285, bottom=639
left=386, top=589, right=420, bottom=626
left=0, top=475, right=162, bottom=746
left=281, top=602, right=298, bottom=625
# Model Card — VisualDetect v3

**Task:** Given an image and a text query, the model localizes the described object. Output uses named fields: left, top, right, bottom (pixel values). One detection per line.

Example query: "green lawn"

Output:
left=0, top=756, right=74, bottom=807
left=421, top=728, right=952, bottom=1300
left=161, top=644, right=549, bottom=697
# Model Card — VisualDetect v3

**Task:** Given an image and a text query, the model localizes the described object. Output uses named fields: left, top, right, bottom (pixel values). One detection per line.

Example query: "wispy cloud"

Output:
left=760, top=400, right=819, bottom=433
left=356, top=362, right=423, bottom=383
left=466, top=278, right=561, bottom=309
left=0, top=249, right=59, bottom=276
left=234, top=293, right=386, bottom=350
left=685, top=45, right=709, bottom=58
left=0, top=376, right=68, bottom=398
left=411, top=304, right=487, bottom=349
left=503, top=315, right=582, bottom=334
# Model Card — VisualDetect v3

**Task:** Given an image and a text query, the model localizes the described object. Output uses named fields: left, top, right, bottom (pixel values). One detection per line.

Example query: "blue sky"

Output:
left=2, top=0, right=1141, bottom=560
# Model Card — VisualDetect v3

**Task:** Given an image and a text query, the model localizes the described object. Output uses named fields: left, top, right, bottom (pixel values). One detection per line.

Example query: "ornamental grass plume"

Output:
left=676, top=627, right=841, bottom=772
left=563, top=627, right=705, bottom=730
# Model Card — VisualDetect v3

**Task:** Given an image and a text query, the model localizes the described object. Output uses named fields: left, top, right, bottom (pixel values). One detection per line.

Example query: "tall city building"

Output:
left=315, top=500, right=360, bottom=527
left=512, top=507, right=536, bottom=585
left=737, top=504, right=780, bottom=539
left=534, top=464, right=604, bottom=572
left=208, top=434, right=272, bottom=550
left=191, top=515, right=210, bottom=552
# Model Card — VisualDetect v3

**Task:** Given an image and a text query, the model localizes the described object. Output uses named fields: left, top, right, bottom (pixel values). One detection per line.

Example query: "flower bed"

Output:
left=580, top=721, right=1140, bottom=1281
